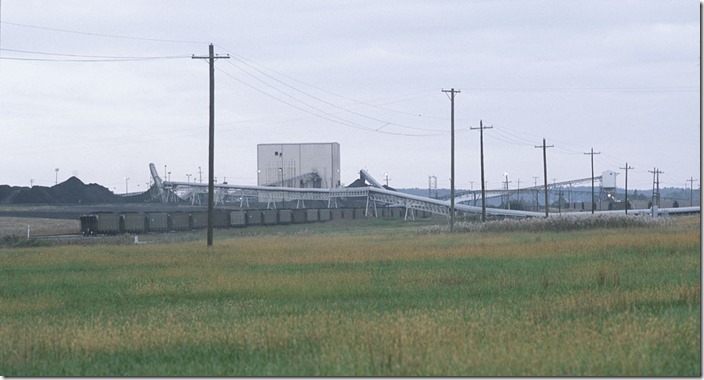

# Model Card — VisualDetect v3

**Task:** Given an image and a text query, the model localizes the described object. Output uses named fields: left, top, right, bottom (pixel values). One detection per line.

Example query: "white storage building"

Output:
left=257, top=143, right=341, bottom=189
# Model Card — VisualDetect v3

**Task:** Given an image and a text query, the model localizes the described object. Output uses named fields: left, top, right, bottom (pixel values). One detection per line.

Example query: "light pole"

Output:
left=186, top=174, right=192, bottom=183
left=274, top=150, right=285, bottom=186
left=55, top=168, right=59, bottom=185
left=124, top=177, right=129, bottom=194
left=168, top=171, right=171, bottom=182
left=278, top=167, right=284, bottom=208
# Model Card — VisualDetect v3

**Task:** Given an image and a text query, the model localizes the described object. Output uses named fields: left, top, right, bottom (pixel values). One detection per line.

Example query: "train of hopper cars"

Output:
left=79, top=207, right=431, bottom=235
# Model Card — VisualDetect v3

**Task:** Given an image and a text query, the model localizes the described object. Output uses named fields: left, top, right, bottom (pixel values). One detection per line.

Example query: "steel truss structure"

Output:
left=149, top=164, right=698, bottom=219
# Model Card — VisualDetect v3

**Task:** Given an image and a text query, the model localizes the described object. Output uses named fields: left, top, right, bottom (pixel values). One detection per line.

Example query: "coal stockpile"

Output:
left=0, top=177, right=127, bottom=205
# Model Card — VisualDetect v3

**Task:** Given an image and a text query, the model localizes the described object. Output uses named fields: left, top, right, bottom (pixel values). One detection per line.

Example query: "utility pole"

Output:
left=648, top=168, right=664, bottom=208
left=533, top=176, right=539, bottom=211
left=584, top=148, right=601, bottom=214
left=619, top=163, right=634, bottom=214
left=442, top=88, right=460, bottom=231
left=650, top=167, right=656, bottom=207
left=471, top=120, right=492, bottom=221
left=502, top=173, right=512, bottom=210
left=534, top=139, right=553, bottom=217
left=656, top=170, right=662, bottom=207
left=193, top=44, right=230, bottom=247
left=687, top=177, right=697, bottom=206
left=516, top=178, right=520, bottom=208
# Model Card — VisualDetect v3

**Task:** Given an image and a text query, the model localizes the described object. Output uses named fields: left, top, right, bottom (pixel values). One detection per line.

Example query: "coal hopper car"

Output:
left=80, top=212, right=121, bottom=235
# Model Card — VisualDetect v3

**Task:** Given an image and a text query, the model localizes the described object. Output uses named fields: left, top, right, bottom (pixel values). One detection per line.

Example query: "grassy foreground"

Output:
left=0, top=216, right=700, bottom=376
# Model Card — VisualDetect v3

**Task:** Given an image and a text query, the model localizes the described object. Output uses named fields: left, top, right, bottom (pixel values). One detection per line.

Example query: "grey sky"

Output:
left=0, top=0, right=699, bottom=193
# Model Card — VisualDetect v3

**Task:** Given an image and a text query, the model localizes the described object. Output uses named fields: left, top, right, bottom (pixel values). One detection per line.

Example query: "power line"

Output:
left=214, top=65, right=382, bottom=134
left=0, top=47, right=189, bottom=60
left=219, top=60, right=393, bottom=134
left=218, top=51, right=459, bottom=136
left=0, top=55, right=188, bottom=62
left=1, top=20, right=207, bottom=44
left=216, top=45, right=451, bottom=121
left=224, top=58, right=446, bottom=134
left=6, top=34, right=444, bottom=135
left=486, top=120, right=670, bottom=180
left=463, top=86, right=697, bottom=93
left=215, top=65, right=447, bottom=137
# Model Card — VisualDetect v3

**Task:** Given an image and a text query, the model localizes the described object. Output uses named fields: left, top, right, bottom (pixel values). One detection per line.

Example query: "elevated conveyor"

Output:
left=149, top=163, right=698, bottom=219
left=149, top=163, right=167, bottom=202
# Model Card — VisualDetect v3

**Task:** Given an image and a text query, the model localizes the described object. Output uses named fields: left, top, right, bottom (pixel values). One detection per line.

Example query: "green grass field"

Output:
left=0, top=216, right=700, bottom=376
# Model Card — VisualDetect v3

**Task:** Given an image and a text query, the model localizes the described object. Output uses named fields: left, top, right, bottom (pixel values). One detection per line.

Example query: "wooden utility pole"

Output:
left=193, top=44, right=229, bottom=247
left=648, top=168, right=664, bottom=208
left=619, top=163, right=634, bottom=214
left=533, top=176, right=539, bottom=211
left=442, top=88, right=460, bottom=231
left=584, top=148, right=601, bottom=214
left=687, top=177, right=697, bottom=206
left=471, top=120, right=492, bottom=221
left=534, top=139, right=553, bottom=217
left=502, top=173, right=512, bottom=210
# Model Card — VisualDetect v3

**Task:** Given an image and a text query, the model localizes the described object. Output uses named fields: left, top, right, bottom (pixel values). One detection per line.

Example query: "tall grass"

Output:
left=418, top=214, right=672, bottom=234
left=0, top=216, right=699, bottom=376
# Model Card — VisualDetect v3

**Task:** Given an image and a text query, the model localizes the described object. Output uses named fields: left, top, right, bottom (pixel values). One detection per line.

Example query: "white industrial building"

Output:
left=602, top=170, right=619, bottom=200
left=257, top=143, right=341, bottom=189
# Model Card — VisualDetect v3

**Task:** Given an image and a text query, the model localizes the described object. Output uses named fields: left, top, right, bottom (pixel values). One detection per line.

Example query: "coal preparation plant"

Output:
left=257, top=142, right=341, bottom=189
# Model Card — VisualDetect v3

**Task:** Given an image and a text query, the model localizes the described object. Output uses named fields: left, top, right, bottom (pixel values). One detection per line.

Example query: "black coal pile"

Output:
left=346, top=178, right=368, bottom=188
left=0, top=177, right=128, bottom=204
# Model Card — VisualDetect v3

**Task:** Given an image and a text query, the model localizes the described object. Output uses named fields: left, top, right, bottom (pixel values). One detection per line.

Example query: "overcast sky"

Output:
left=0, top=0, right=700, bottom=193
